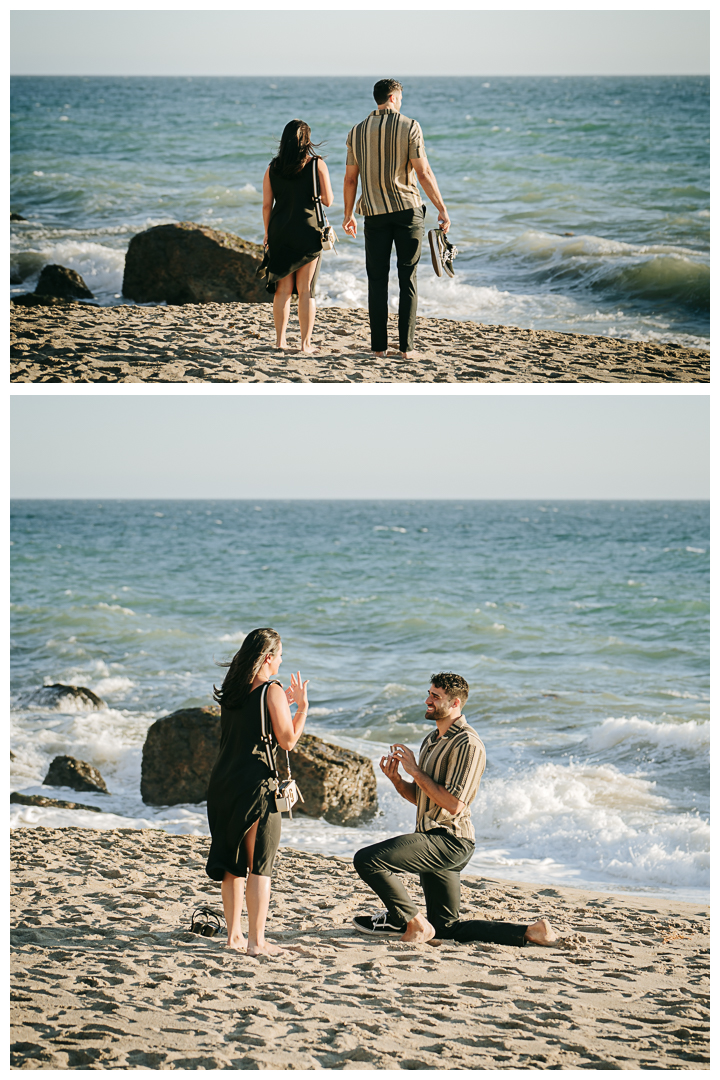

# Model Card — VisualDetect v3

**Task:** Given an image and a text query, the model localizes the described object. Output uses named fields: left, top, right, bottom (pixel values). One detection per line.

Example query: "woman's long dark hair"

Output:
left=269, top=119, right=323, bottom=179
left=213, top=628, right=281, bottom=708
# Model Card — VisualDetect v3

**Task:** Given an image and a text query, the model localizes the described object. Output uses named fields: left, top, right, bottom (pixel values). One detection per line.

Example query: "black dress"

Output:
left=266, top=157, right=323, bottom=296
left=205, top=681, right=282, bottom=881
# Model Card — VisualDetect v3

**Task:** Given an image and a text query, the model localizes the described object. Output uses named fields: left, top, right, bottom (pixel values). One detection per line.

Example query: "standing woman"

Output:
left=262, top=119, right=333, bottom=354
left=205, top=628, right=309, bottom=956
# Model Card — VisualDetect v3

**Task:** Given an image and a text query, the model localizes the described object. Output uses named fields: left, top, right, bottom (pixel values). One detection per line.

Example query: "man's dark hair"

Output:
left=373, top=79, right=403, bottom=105
left=430, top=672, right=469, bottom=708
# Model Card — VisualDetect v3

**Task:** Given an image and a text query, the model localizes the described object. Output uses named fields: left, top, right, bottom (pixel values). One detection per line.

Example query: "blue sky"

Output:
left=10, top=394, right=709, bottom=500
left=10, top=9, right=710, bottom=77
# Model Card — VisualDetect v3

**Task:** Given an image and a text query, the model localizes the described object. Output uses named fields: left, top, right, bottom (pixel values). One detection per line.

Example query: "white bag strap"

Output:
left=259, top=680, right=292, bottom=779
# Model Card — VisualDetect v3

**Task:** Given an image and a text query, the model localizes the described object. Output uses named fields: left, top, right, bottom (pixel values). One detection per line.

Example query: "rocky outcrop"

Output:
left=35, top=264, right=94, bottom=300
left=12, top=263, right=95, bottom=307
left=122, top=222, right=270, bottom=305
left=140, top=707, right=378, bottom=824
left=11, top=792, right=102, bottom=813
left=288, top=734, right=378, bottom=825
left=43, top=755, right=109, bottom=794
left=27, top=684, right=106, bottom=710
left=141, top=707, right=221, bottom=806
left=11, top=212, right=27, bottom=222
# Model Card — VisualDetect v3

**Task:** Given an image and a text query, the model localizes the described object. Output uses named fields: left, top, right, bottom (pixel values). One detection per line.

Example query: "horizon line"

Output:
left=10, top=496, right=708, bottom=503
left=11, top=72, right=709, bottom=80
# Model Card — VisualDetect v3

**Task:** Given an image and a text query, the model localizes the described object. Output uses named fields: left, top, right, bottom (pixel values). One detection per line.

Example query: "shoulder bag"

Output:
left=259, top=681, right=304, bottom=817
left=312, top=157, right=337, bottom=252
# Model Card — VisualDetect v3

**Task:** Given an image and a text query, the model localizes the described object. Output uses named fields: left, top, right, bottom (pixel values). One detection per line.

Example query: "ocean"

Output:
left=10, top=499, right=709, bottom=904
left=10, top=75, right=709, bottom=350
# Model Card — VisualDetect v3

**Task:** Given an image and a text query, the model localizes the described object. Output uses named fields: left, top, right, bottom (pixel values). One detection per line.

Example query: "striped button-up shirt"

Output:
left=415, top=716, right=486, bottom=842
left=346, top=110, right=426, bottom=216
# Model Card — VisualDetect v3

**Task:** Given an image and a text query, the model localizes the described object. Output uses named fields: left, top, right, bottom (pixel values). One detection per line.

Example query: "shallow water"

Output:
left=10, top=499, right=709, bottom=902
left=10, top=75, right=709, bottom=349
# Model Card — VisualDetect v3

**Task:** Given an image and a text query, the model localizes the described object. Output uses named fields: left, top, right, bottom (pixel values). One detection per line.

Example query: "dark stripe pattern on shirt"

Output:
left=415, top=716, right=486, bottom=841
left=346, top=110, right=426, bottom=216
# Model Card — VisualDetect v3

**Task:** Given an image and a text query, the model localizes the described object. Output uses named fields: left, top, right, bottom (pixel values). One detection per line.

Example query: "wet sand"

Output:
left=10, top=302, right=709, bottom=383
left=11, top=827, right=709, bottom=1070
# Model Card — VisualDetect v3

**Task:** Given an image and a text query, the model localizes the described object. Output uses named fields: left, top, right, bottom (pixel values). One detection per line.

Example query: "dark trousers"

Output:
left=354, top=830, right=529, bottom=947
left=364, top=205, right=425, bottom=353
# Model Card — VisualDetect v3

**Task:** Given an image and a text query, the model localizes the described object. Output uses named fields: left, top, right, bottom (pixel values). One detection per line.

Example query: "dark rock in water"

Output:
left=35, top=263, right=94, bottom=300
left=289, top=734, right=378, bottom=825
left=11, top=750, right=16, bottom=761
left=28, top=684, right=106, bottom=710
left=11, top=272, right=23, bottom=285
left=141, top=706, right=221, bottom=806
left=11, top=791, right=102, bottom=813
left=140, top=707, right=377, bottom=824
left=11, top=212, right=27, bottom=222
left=44, top=755, right=109, bottom=794
left=122, top=222, right=270, bottom=305
left=12, top=294, right=94, bottom=308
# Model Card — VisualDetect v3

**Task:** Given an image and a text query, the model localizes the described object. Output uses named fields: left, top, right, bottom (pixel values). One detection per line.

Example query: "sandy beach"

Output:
left=10, top=302, right=709, bottom=383
left=10, top=827, right=709, bottom=1070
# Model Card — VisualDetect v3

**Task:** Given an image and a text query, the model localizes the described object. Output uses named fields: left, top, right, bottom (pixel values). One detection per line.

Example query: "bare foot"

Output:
left=299, top=344, right=317, bottom=354
left=373, top=350, right=387, bottom=358
left=401, top=351, right=419, bottom=359
left=524, top=918, right=558, bottom=946
left=275, top=341, right=289, bottom=350
left=401, top=914, right=435, bottom=944
left=247, top=941, right=285, bottom=957
left=225, top=936, right=246, bottom=952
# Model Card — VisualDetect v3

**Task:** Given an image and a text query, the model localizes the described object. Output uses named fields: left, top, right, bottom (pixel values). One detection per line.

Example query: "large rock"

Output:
left=140, top=707, right=378, bottom=824
left=141, top=706, right=221, bottom=806
left=35, top=264, right=94, bottom=299
left=289, top=734, right=378, bottom=826
left=122, top=222, right=270, bottom=305
left=43, top=755, right=109, bottom=794
left=27, top=684, right=106, bottom=710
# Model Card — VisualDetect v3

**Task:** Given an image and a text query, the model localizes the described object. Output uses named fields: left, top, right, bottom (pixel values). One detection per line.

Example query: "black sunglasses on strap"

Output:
left=189, top=907, right=224, bottom=937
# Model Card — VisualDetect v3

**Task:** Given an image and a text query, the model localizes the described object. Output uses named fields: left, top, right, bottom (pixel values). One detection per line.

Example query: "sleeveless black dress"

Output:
left=266, top=158, right=324, bottom=297
left=205, top=681, right=282, bottom=880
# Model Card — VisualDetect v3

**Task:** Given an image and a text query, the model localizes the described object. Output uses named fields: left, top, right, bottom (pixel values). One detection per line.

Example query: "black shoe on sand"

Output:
left=353, top=912, right=406, bottom=937
left=428, top=229, right=443, bottom=277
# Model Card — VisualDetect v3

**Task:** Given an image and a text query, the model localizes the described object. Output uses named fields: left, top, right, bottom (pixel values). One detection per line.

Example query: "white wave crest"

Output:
left=587, top=716, right=709, bottom=752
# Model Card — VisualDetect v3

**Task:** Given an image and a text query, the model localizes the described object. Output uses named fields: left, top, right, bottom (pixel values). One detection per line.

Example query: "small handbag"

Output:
left=312, top=157, right=337, bottom=252
left=259, top=681, right=304, bottom=817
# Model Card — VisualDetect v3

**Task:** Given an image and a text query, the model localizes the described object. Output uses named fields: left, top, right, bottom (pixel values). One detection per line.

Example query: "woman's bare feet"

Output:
left=299, top=344, right=317, bottom=354
left=524, top=918, right=558, bottom=946
left=401, top=351, right=419, bottom=359
left=275, top=341, right=289, bottom=350
left=247, top=940, right=285, bottom=957
left=225, top=935, right=246, bottom=952
left=401, top=914, right=435, bottom=944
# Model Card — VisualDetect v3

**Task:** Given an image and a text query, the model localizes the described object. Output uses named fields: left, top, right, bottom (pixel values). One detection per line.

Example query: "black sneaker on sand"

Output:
left=428, top=230, right=443, bottom=277
left=352, top=912, right=406, bottom=937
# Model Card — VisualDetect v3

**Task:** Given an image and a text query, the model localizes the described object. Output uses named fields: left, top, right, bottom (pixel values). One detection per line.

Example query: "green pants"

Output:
left=354, top=829, right=529, bottom=947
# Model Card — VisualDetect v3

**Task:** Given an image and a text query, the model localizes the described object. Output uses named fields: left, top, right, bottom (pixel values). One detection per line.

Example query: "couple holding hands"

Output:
left=205, top=627, right=557, bottom=955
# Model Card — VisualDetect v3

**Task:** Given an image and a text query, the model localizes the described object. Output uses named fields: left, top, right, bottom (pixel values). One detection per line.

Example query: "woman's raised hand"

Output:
left=285, top=671, right=309, bottom=711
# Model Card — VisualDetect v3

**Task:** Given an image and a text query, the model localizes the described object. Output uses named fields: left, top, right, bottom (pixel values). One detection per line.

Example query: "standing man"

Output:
left=352, top=673, right=558, bottom=947
left=343, top=79, right=450, bottom=360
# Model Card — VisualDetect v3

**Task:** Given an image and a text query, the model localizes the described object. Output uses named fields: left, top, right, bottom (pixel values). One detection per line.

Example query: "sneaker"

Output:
left=439, top=232, right=458, bottom=277
left=428, top=230, right=443, bottom=277
left=352, top=912, right=406, bottom=937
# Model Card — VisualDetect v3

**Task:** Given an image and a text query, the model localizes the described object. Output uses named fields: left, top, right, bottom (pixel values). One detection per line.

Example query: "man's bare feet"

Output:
left=524, top=918, right=558, bottom=946
left=373, top=350, right=387, bottom=358
left=401, top=914, right=435, bottom=944
left=247, top=941, right=285, bottom=956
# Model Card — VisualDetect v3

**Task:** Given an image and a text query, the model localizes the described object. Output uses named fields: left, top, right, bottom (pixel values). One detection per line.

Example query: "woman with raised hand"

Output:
left=205, top=627, right=309, bottom=955
left=262, top=119, right=333, bottom=354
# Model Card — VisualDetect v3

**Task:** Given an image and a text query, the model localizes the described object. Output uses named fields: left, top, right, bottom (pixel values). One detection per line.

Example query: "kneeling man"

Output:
left=353, top=673, right=557, bottom=946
